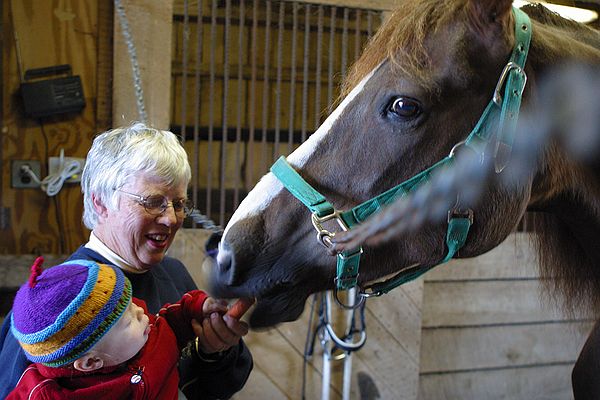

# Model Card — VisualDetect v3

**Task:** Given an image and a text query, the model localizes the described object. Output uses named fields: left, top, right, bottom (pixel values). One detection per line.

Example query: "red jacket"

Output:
left=7, top=291, right=208, bottom=400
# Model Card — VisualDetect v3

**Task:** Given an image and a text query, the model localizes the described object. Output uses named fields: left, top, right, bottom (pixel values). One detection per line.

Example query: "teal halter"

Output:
left=271, top=7, right=532, bottom=301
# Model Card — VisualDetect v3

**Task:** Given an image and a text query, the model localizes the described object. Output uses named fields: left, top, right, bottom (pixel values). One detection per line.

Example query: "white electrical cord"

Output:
left=20, top=152, right=83, bottom=197
left=41, top=158, right=82, bottom=196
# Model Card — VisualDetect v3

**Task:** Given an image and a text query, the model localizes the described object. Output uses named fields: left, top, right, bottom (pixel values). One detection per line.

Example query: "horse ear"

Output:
left=466, top=0, right=514, bottom=43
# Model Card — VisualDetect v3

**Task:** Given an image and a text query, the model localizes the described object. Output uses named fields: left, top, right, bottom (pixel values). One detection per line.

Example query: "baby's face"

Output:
left=93, top=301, right=150, bottom=367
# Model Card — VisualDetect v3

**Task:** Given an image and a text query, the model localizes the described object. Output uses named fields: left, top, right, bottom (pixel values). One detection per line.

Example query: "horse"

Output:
left=209, top=0, right=600, bottom=395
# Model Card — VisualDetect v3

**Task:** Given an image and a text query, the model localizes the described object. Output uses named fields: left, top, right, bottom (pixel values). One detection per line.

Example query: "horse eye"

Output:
left=387, top=97, right=421, bottom=119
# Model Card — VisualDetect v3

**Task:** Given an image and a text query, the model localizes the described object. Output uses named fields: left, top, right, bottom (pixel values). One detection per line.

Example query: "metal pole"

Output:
left=341, top=287, right=357, bottom=400
left=321, top=287, right=361, bottom=400
left=321, top=292, right=333, bottom=400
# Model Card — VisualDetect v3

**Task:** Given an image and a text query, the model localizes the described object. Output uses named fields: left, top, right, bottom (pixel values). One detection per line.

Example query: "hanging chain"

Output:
left=114, top=0, right=148, bottom=124
left=188, top=208, right=223, bottom=234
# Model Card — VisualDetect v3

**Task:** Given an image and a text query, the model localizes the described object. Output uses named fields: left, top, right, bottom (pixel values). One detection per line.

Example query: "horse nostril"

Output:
left=205, top=231, right=222, bottom=258
left=217, top=246, right=231, bottom=270
left=216, top=245, right=238, bottom=286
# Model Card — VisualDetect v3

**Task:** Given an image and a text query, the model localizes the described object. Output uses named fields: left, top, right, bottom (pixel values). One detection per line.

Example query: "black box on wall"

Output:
left=20, top=64, right=85, bottom=118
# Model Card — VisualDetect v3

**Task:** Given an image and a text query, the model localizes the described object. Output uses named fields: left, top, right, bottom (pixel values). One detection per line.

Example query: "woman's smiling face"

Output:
left=95, top=173, right=188, bottom=271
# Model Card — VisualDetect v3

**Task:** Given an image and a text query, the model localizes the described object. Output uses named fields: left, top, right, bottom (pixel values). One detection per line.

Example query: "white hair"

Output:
left=81, top=122, right=192, bottom=229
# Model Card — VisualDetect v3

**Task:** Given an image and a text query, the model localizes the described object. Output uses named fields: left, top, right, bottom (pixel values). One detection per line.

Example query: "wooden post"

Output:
left=113, top=0, right=173, bottom=130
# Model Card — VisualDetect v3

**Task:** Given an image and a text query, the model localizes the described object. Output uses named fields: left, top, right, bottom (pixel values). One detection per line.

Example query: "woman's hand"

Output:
left=193, top=299, right=250, bottom=354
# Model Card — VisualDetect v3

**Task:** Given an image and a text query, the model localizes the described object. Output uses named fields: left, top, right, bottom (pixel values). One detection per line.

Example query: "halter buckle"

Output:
left=448, top=207, right=474, bottom=224
left=493, top=61, right=527, bottom=106
left=449, top=140, right=485, bottom=164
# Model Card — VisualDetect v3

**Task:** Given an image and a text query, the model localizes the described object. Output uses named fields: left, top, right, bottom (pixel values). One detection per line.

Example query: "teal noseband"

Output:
left=270, top=7, right=531, bottom=302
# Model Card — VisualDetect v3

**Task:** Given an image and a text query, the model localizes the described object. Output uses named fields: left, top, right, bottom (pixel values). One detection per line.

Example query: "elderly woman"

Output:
left=0, top=123, right=252, bottom=399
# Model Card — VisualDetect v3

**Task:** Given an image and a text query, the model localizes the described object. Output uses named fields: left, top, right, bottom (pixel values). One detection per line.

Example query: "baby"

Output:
left=7, top=257, right=241, bottom=399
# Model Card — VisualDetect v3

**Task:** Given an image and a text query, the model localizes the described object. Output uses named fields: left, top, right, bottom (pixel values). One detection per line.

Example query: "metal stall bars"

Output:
left=171, top=0, right=381, bottom=227
left=171, top=3, right=380, bottom=396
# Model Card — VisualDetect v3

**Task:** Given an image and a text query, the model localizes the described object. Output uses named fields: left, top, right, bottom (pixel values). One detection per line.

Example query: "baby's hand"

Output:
left=202, top=297, right=228, bottom=317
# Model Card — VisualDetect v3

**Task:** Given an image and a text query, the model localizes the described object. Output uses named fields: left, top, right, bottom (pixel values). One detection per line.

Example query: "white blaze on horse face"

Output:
left=286, top=65, right=379, bottom=167
left=221, top=65, right=380, bottom=242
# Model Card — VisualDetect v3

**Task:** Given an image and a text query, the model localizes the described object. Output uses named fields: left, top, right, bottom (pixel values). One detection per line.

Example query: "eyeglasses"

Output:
left=115, top=189, right=194, bottom=217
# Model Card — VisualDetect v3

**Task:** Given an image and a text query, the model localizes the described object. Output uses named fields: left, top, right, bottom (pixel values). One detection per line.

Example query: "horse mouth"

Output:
left=207, top=247, right=315, bottom=327
left=248, top=282, right=307, bottom=328
left=210, top=273, right=305, bottom=328
left=219, top=282, right=306, bottom=329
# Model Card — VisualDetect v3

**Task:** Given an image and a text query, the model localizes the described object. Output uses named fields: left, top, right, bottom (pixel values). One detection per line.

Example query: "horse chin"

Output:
left=248, top=289, right=308, bottom=328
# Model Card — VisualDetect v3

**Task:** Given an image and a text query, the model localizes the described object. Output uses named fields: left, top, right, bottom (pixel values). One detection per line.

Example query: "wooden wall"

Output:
left=1, top=0, right=173, bottom=256
left=419, top=233, right=594, bottom=399
left=113, top=0, right=173, bottom=129
left=0, top=0, right=109, bottom=255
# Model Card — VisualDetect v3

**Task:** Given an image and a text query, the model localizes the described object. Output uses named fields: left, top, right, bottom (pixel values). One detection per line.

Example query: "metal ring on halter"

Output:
left=312, top=212, right=349, bottom=250
left=333, top=286, right=365, bottom=310
left=317, top=230, right=334, bottom=248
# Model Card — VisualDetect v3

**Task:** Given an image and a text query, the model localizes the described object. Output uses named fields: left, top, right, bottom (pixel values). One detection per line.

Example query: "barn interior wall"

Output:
left=1, top=0, right=110, bottom=256
left=0, top=1, right=596, bottom=399
left=0, top=0, right=386, bottom=256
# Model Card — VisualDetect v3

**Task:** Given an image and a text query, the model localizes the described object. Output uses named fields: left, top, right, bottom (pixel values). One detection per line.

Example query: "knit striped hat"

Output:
left=10, top=257, right=132, bottom=367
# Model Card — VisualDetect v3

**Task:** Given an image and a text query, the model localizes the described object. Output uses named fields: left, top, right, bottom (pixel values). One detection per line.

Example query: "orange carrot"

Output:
left=226, top=297, right=255, bottom=319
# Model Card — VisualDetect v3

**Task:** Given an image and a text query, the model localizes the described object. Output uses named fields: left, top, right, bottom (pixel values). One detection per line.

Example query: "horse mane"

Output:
left=519, top=6, right=600, bottom=315
left=521, top=3, right=582, bottom=29
left=341, top=0, right=467, bottom=97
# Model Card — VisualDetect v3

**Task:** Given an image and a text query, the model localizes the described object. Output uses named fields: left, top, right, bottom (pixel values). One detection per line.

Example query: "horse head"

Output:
left=211, top=0, right=600, bottom=328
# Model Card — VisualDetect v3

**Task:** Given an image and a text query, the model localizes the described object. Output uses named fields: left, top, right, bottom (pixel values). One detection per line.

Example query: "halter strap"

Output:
left=271, top=7, right=531, bottom=296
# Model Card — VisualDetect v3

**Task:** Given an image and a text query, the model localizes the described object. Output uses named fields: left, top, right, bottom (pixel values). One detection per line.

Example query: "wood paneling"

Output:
left=419, top=233, right=594, bottom=399
left=1, top=0, right=104, bottom=255
left=419, top=365, right=575, bottom=400
left=421, top=322, right=593, bottom=373
left=423, top=280, right=591, bottom=326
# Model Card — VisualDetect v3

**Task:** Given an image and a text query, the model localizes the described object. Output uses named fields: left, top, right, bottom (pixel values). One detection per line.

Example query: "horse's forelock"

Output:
left=341, top=0, right=467, bottom=100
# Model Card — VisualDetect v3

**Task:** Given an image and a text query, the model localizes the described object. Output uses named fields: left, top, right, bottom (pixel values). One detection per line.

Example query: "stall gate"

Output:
left=171, top=0, right=382, bottom=226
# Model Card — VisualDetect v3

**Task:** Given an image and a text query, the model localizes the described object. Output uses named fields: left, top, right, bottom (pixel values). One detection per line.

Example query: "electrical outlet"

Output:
left=48, top=156, right=85, bottom=183
left=11, top=160, right=41, bottom=188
